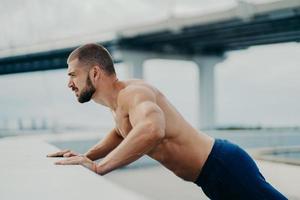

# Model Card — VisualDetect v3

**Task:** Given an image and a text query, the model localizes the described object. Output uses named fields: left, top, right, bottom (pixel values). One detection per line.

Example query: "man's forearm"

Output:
left=95, top=123, right=163, bottom=175
left=84, top=128, right=123, bottom=161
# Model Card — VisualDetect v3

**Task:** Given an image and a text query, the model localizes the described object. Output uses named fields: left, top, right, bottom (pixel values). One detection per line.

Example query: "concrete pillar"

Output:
left=116, top=50, right=151, bottom=79
left=114, top=49, right=192, bottom=79
left=193, top=56, right=225, bottom=130
left=18, top=118, right=23, bottom=130
left=128, top=59, right=144, bottom=79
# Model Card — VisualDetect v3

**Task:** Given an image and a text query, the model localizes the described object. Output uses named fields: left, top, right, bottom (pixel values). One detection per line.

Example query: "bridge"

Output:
left=1, top=0, right=300, bottom=129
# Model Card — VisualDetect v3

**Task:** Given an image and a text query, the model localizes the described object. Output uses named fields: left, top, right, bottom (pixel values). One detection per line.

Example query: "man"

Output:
left=47, top=43, right=287, bottom=199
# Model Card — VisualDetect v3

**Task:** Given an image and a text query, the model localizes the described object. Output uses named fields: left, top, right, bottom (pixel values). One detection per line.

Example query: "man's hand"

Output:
left=47, top=149, right=79, bottom=157
left=54, top=155, right=98, bottom=173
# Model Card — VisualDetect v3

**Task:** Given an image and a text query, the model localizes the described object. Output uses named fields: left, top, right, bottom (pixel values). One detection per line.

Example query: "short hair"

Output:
left=67, top=43, right=115, bottom=75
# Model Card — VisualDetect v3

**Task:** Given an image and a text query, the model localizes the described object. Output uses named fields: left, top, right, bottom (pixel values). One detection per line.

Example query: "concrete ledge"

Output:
left=0, top=135, right=149, bottom=200
left=1, top=133, right=300, bottom=200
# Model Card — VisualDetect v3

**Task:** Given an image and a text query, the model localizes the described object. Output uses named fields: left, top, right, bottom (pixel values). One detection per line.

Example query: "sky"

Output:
left=216, top=42, right=300, bottom=126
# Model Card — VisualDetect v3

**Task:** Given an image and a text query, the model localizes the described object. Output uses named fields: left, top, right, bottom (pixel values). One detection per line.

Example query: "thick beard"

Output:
left=78, top=76, right=96, bottom=103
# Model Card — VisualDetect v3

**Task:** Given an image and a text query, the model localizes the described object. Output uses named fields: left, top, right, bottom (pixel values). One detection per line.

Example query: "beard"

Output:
left=78, top=76, right=96, bottom=103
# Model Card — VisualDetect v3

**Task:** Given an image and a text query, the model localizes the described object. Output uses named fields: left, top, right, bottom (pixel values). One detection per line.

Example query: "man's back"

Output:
left=114, top=79, right=214, bottom=181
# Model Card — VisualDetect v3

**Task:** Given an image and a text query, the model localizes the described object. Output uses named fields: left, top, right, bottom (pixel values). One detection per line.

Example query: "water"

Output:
left=271, top=151, right=300, bottom=159
left=207, top=129, right=300, bottom=149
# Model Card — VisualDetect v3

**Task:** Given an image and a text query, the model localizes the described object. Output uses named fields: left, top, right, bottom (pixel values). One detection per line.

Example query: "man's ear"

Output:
left=90, top=65, right=101, bottom=82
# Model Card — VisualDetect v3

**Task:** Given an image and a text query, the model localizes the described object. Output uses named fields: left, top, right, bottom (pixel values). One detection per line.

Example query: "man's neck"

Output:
left=92, top=78, right=125, bottom=110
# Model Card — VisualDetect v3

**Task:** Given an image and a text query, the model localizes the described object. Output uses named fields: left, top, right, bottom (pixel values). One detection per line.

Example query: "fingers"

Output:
left=63, top=151, right=78, bottom=157
left=47, top=149, right=71, bottom=157
left=47, top=149, right=78, bottom=157
left=55, top=156, right=83, bottom=165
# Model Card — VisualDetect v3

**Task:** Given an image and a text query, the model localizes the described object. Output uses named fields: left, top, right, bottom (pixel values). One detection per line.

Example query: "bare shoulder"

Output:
left=117, top=80, right=166, bottom=128
left=117, top=80, right=159, bottom=111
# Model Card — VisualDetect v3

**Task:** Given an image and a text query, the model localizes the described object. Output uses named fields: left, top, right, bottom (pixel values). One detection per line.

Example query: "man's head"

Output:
left=67, top=43, right=116, bottom=103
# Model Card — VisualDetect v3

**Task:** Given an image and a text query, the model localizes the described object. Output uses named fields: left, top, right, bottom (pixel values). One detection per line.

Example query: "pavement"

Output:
left=0, top=132, right=299, bottom=200
left=0, top=134, right=149, bottom=200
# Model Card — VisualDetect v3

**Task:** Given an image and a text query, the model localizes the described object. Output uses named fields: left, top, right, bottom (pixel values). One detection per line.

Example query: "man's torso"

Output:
left=111, top=79, right=214, bottom=181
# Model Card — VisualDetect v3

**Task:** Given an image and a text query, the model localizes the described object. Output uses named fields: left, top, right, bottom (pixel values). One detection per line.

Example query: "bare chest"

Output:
left=111, top=110, right=132, bottom=138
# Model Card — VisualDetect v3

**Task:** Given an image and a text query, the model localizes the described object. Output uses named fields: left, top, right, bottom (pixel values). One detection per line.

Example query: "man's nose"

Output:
left=68, top=79, right=73, bottom=88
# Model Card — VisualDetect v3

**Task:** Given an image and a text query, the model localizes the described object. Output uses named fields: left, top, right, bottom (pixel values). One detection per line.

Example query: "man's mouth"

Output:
left=72, top=88, right=79, bottom=96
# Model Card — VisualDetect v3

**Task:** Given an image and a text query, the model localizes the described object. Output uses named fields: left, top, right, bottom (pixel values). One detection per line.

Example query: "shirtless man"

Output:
left=47, top=43, right=287, bottom=199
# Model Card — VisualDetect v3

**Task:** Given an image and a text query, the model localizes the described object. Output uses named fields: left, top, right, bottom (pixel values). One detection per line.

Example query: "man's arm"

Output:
left=84, top=128, right=123, bottom=161
left=54, top=88, right=165, bottom=175
left=47, top=128, right=122, bottom=159
left=53, top=128, right=123, bottom=168
left=95, top=89, right=166, bottom=175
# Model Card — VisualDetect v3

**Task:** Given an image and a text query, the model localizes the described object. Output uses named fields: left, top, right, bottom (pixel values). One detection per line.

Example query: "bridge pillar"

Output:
left=129, top=60, right=144, bottom=79
left=117, top=50, right=153, bottom=79
left=193, top=56, right=225, bottom=130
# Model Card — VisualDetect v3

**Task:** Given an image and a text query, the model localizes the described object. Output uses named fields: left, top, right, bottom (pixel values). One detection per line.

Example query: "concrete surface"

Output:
left=0, top=135, right=149, bottom=200
left=1, top=132, right=300, bottom=200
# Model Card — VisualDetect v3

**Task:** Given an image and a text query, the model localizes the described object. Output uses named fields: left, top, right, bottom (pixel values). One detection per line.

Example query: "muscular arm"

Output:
left=96, top=89, right=166, bottom=175
left=84, top=128, right=123, bottom=161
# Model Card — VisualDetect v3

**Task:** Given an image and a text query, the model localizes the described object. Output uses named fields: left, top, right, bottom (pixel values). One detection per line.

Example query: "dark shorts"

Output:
left=194, top=139, right=287, bottom=200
